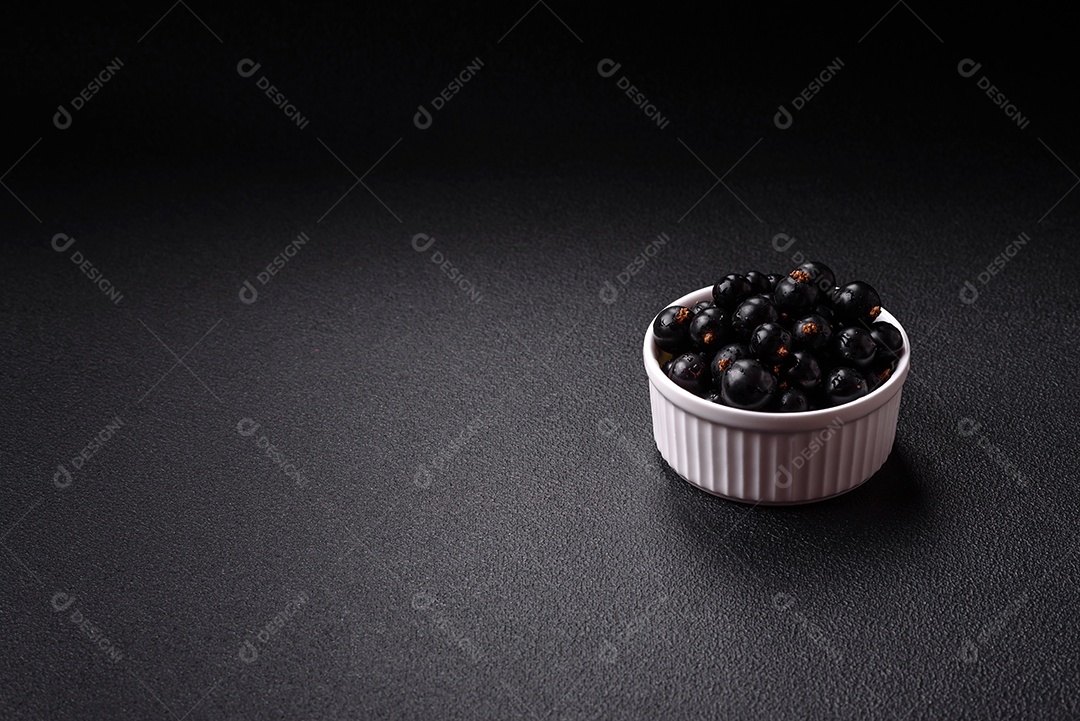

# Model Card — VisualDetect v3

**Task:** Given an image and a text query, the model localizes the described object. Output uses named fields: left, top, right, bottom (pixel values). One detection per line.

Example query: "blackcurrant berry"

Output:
left=720, top=359, right=778, bottom=411
left=822, top=367, right=868, bottom=406
left=653, top=305, right=693, bottom=353
left=788, top=268, right=823, bottom=304
left=661, top=358, right=673, bottom=375
left=865, top=357, right=897, bottom=392
left=668, top=353, right=711, bottom=396
left=831, top=281, right=882, bottom=324
left=689, top=307, right=731, bottom=353
left=791, top=314, right=833, bottom=351
left=731, top=296, right=779, bottom=339
left=704, top=388, right=724, bottom=404
left=831, top=326, right=877, bottom=370
left=691, top=300, right=715, bottom=315
left=712, top=274, right=754, bottom=310
left=779, top=350, right=822, bottom=392
left=766, top=274, right=784, bottom=291
left=795, top=261, right=836, bottom=295
left=749, top=322, right=793, bottom=364
left=777, top=388, right=810, bottom=412
left=869, top=321, right=903, bottom=359
left=774, top=276, right=817, bottom=316
left=710, top=343, right=751, bottom=387
left=745, top=271, right=771, bottom=294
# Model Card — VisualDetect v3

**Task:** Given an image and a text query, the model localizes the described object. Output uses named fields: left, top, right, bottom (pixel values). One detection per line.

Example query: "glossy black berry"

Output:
left=749, top=322, right=793, bottom=364
left=865, top=357, right=897, bottom=392
left=788, top=268, right=824, bottom=303
left=653, top=305, right=693, bottom=353
left=745, top=271, right=771, bottom=294
left=704, top=388, right=724, bottom=404
left=661, top=358, right=673, bottom=376
left=766, top=274, right=784, bottom=291
left=710, top=343, right=751, bottom=387
left=869, top=321, right=903, bottom=359
left=774, top=276, right=817, bottom=316
left=795, top=261, right=836, bottom=295
left=731, top=296, right=779, bottom=339
left=776, top=388, right=810, bottom=413
left=791, top=314, right=833, bottom=351
left=712, top=274, right=754, bottom=310
left=831, top=326, right=877, bottom=370
left=779, top=350, right=822, bottom=392
left=720, top=359, right=778, bottom=411
left=668, top=353, right=710, bottom=396
left=689, top=307, right=731, bottom=353
left=831, top=281, right=882, bottom=324
left=691, top=300, right=715, bottom=315
left=822, top=367, right=868, bottom=406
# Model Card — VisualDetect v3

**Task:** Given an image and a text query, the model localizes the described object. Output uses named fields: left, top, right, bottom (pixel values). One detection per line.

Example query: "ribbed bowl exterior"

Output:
left=648, top=381, right=903, bottom=504
left=644, top=286, right=910, bottom=505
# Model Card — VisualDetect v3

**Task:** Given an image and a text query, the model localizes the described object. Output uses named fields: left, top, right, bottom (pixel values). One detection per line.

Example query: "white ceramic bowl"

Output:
left=643, top=286, right=910, bottom=505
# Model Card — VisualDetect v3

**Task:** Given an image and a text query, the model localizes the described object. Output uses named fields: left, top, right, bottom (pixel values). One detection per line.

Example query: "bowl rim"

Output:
left=643, top=285, right=911, bottom=431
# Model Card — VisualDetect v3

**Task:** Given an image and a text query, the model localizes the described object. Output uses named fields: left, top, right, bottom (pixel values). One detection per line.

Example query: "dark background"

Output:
left=3, top=3, right=1079, bottom=719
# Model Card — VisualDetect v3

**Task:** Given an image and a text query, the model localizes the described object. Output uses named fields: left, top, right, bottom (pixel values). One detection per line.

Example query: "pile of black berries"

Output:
left=653, top=262, right=904, bottom=412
